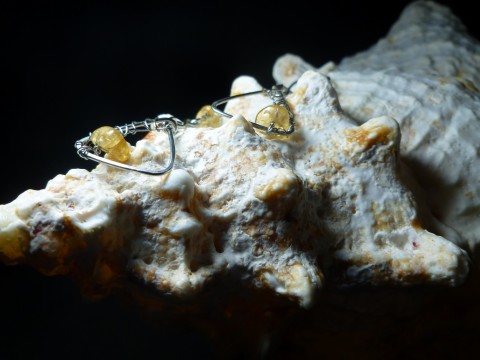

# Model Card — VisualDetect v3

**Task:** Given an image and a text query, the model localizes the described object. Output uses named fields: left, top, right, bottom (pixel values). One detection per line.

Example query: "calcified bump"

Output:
left=225, top=76, right=266, bottom=123
left=345, top=118, right=397, bottom=150
left=253, top=167, right=299, bottom=203
left=255, top=104, right=290, bottom=131
left=0, top=0, right=478, bottom=356
left=195, top=105, right=222, bottom=127
left=90, top=126, right=130, bottom=162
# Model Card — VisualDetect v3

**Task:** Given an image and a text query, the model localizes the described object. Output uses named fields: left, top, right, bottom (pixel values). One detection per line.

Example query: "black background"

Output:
left=1, top=1, right=479, bottom=359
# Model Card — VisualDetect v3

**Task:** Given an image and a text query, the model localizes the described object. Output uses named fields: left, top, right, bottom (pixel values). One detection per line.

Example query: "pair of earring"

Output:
left=75, top=83, right=295, bottom=175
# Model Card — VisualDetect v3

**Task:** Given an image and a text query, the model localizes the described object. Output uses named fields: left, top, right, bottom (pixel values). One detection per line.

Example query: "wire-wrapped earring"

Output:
left=74, top=106, right=223, bottom=175
left=211, top=83, right=295, bottom=136
left=75, top=115, right=180, bottom=175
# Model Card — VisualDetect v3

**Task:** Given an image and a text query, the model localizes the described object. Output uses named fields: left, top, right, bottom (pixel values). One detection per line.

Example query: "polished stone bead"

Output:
left=255, top=105, right=290, bottom=130
left=196, top=105, right=222, bottom=127
left=90, top=126, right=130, bottom=162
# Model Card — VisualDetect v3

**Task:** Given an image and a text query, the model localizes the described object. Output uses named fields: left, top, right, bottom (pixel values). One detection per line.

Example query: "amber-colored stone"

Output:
left=255, top=105, right=290, bottom=130
left=195, top=105, right=222, bottom=127
left=91, top=126, right=130, bottom=162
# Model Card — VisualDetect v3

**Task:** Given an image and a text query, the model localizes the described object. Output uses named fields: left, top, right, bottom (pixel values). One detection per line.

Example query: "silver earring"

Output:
left=211, top=83, right=295, bottom=136
left=75, top=115, right=180, bottom=175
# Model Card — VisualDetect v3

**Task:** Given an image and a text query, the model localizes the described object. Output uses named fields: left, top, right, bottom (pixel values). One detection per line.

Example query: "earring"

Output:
left=74, top=106, right=223, bottom=175
left=75, top=115, right=180, bottom=175
left=211, top=84, right=295, bottom=135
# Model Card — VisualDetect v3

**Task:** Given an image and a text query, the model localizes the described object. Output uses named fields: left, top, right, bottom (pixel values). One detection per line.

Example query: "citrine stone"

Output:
left=255, top=105, right=290, bottom=131
left=90, top=126, right=130, bottom=162
left=195, top=105, right=222, bottom=127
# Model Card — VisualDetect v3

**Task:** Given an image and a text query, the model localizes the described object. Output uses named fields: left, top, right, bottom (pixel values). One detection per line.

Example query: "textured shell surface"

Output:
left=0, top=0, right=476, bottom=308
left=274, top=0, right=480, bottom=260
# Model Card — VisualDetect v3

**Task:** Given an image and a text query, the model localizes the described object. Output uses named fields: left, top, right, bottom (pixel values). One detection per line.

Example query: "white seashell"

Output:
left=0, top=0, right=474, bottom=310
left=274, top=0, right=480, bottom=260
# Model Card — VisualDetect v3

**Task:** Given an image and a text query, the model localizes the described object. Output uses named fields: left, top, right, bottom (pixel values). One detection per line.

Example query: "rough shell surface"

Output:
left=274, top=0, right=480, bottom=260
left=0, top=0, right=475, bottom=308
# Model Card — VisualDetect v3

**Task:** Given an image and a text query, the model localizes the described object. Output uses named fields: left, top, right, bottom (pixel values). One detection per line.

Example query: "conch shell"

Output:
left=0, top=1, right=478, bottom=353
left=274, top=0, right=480, bottom=261
left=2, top=1, right=479, bottom=356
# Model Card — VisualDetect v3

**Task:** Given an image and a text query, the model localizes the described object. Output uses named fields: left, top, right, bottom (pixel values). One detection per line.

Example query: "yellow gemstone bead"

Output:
left=255, top=104, right=290, bottom=131
left=90, top=126, right=130, bottom=162
left=195, top=105, right=222, bottom=127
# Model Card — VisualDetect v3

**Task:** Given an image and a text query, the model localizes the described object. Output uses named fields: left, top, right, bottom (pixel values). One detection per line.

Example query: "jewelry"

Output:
left=211, top=84, right=295, bottom=136
left=75, top=102, right=223, bottom=176
left=75, top=115, right=180, bottom=175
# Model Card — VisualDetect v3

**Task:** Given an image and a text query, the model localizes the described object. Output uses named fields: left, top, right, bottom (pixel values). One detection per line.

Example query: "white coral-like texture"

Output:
left=274, top=0, right=480, bottom=261
left=0, top=0, right=474, bottom=308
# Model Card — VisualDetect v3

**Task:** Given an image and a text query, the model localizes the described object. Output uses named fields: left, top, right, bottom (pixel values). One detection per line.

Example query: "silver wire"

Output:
left=75, top=115, right=179, bottom=175
left=211, top=84, right=295, bottom=135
